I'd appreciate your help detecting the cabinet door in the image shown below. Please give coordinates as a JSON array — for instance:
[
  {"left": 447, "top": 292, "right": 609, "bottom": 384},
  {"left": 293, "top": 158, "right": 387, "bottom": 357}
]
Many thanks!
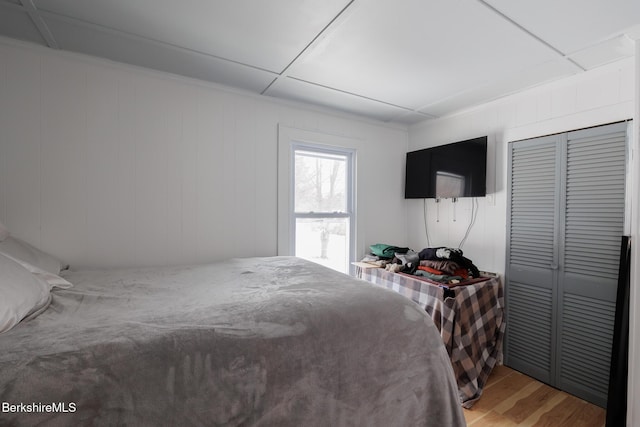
[
  {"left": 557, "top": 122, "right": 627, "bottom": 407},
  {"left": 505, "top": 134, "right": 564, "bottom": 384}
]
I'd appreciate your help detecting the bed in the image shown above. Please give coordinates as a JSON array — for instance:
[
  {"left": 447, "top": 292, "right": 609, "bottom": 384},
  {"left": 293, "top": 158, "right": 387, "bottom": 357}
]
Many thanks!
[
  {"left": 360, "top": 267, "right": 505, "bottom": 408},
  {"left": 0, "top": 247, "right": 466, "bottom": 426}
]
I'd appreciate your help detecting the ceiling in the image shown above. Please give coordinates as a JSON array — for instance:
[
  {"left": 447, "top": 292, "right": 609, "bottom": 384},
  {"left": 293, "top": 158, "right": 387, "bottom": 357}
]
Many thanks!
[{"left": 1, "top": 0, "right": 639, "bottom": 125}]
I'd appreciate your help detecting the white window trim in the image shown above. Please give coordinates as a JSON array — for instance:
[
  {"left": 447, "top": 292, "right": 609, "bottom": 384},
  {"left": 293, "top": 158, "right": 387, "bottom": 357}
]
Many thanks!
[{"left": 277, "top": 125, "right": 359, "bottom": 274}]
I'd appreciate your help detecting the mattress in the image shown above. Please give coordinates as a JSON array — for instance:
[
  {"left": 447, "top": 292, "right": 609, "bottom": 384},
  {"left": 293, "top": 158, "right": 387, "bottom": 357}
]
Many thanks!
[{"left": 0, "top": 256, "right": 465, "bottom": 426}]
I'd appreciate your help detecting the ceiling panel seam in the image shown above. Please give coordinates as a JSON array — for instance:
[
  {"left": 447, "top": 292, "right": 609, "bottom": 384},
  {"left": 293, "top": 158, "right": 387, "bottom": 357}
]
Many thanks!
[
  {"left": 32, "top": 8, "right": 278, "bottom": 75},
  {"left": 285, "top": 76, "right": 418, "bottom": 112},
  {"left": 19, "top": 0, "right": 58, "bottom": 48},
  {"left": 476, "top": 0, "right": 586, "bottom": 72},
  {"left": 260, "top": 0, "right": 357, "bottom": 95},
  {"left": 388, "top": 110, "right": 437, "bottom": 123}
]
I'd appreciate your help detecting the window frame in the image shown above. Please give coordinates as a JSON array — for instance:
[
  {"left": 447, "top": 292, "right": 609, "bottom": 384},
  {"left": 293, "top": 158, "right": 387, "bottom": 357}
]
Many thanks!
[
  {"left": 277, "top": 125, "right": 358, "bottom": 275},
  {"left": 289, "top": 142, "right": 355, "bottom": 273}
]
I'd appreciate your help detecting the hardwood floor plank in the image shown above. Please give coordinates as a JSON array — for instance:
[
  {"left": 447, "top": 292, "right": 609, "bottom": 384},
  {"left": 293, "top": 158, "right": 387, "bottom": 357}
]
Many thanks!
[
  {"left": 464, "top": 369, "right": 531, "bottom": 424},
  {"left": 532, "top": 394, "right": 606, "bottom": 427},
  {"left": 493, "top": 381, "right": 543, "bottom": 414},
  {"left": 470, "top": 370, "right": 533, "bottom": 411},
  {"left": 503, "top": 383, "right": 564, "bottom": 424},
  {"left": 485, "top": 364, "right": 514, "bottom": 384},
  {"left": 518, "top": 392, "right": 568, "bottom": 427},
  {"left": 463, "top": 365, "right": 606, "bottom": 427},
  {"left": 467, "top": 410, "right": 519, "bottom": 427}
]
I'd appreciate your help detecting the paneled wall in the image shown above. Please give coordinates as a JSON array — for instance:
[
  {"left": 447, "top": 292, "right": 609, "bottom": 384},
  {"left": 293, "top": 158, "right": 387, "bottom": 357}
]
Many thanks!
[
  {"left": 0, "top": 37, "right": 409, "bottom": 269},
  {"left": 408, "top": 57, "right": 635, "bottom": 274}
]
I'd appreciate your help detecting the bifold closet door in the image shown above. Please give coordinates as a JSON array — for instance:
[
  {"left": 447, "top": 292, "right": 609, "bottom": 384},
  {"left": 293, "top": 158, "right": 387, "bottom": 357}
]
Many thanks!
[
  {"left": 505, "top": 121, "right": 628, "bottom": 408},
  {"left": 557, "top": 122, "right": 627, "bottom": 407},
  {"left": 505, "top": 134, "right": 563, "bottom": 385}
]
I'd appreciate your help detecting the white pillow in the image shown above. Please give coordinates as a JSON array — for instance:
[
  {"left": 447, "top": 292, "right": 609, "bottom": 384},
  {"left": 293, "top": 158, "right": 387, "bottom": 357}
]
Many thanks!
[
  {"left": 1, "top": 252, "right": 73, "bottom": 290},
  {"left": 0, "top": 220, "right": 8, "bottom": 242},
  {"left": 0, "top": 236, "right": 65, "bottom": 274},
  {"left": 0, "top": 253, "right": 51, "bottom": 334}
]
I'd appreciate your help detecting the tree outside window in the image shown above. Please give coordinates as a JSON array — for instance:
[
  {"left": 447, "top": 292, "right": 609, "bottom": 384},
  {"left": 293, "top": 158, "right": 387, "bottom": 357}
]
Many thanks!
[{"left": 293, "top": 148, "right": 352, "bottom": 273}]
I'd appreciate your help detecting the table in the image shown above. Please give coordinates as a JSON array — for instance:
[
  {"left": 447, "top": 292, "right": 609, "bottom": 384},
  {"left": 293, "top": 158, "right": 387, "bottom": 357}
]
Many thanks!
[{"left": 361, "top": 267, "right": 505, "bottom": 408}]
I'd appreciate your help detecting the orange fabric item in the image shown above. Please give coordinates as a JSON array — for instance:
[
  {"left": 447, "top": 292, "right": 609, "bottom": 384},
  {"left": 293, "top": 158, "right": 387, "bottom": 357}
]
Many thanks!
[
  {"left": 453, "top": 268, "right": 469, "bottom": 279},
  {"left": 418, "top": 266, "right": 444, "bottom": 275}
]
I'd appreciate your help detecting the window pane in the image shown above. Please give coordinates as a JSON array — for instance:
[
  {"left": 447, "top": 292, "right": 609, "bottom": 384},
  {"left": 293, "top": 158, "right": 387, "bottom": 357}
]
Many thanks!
[
  {"left": 295, "top": 217, "right": 349, "bottom": 274},
  {"left": 294, "top": 151, "right": 347, "bottom": 213}
]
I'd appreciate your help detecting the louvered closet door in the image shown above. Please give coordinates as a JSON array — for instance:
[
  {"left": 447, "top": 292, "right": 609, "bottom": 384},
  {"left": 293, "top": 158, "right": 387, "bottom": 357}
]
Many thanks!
[
  {"left": 505, "top": 134, "right": 563, "bottom": 385},
  {"left": 557, "top": 122, "right": 627, "bottom": 407},
  {"left": 506, "top": 121, "right": 628, "bottom": 408}
]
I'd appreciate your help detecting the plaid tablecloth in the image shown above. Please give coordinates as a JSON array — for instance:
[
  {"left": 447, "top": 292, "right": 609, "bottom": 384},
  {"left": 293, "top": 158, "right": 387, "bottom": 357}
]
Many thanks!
[{"left": 361, "top": 268, "right": 505, "bottom": 408}]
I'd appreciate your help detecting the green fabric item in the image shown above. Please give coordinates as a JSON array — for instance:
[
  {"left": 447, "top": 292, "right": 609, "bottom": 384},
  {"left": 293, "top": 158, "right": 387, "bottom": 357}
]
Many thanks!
[{"left": 369, "top": 244, "right": 410, "bottom": 259}]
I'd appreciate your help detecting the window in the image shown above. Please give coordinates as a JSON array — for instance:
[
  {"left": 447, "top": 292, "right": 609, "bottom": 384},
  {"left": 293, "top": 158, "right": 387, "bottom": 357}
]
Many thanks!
[
  {"left": 277, "top": 126, "right": 357, "bottom": 275},
  {"left": 292, "top": 144, "right": 354, "bottom": 273}
]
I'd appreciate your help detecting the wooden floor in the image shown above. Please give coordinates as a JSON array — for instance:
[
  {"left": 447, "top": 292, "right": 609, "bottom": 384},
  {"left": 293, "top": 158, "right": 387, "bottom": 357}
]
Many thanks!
[{"left": 463, "top": 365, "right": 606, "bottom": 427}]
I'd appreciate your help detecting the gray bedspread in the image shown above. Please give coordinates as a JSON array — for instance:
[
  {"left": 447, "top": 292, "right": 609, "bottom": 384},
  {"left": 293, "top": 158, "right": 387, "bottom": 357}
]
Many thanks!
[{"left": 0, "top": 256, "right": 465, "bottom": 426}]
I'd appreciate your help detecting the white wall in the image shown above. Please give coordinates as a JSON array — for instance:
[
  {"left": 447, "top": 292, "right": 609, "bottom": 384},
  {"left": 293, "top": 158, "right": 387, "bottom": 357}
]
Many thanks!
[
  {"left": 407, "top": 57, "right": 635, "bottom": 275},
  {"left": 0, "top": 37, "right": 409, "bottom": 269}
]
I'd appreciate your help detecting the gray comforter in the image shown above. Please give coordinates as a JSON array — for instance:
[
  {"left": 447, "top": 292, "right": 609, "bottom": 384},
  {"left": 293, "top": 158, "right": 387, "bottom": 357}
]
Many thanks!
[{"left": 0, "top": 256, "right": 465, "bottom": 426}]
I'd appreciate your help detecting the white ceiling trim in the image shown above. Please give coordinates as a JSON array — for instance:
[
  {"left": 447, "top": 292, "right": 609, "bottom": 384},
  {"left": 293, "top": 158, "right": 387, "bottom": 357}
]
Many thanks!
[
  {"left": 288, "top": 75, "right": 427, "bottom": 113},
  {"left": 19, "top": 0, "right": 58, "bottom": 48}
]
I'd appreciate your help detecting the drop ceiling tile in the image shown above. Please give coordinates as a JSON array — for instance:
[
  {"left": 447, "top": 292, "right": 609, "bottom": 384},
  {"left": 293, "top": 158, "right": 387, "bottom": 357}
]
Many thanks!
[
  {"left": 484, "top": 0, "right": 640, "bottom": 54},
  {"left": 568, "top": 35, "right": 635, "bottom": 69},
  {"left": 267, "top": 77, "right": 414, "bottom": 122},
  {"left": 44, "top": 16, "right": 278, "bottom": 93},
  {"left": 287, "top": 0, "right": 562, "bottom": 110},
  {"left": 33, "top": 0, "right": 351, "bottom": 72},
  {"left": 0, "top": 4, "right": 47, "bottom": 46},
  {"left": 3, "top": 0, "right": 637, "bottom": 125},
  {"left": 419, "top": 57, "right": 581, "bottom": 117}
]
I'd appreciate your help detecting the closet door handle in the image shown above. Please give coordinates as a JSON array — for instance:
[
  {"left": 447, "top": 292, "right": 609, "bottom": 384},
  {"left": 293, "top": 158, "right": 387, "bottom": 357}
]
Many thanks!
[{"left": 550, "top": 263, "right": 559, "bottom": 270}]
